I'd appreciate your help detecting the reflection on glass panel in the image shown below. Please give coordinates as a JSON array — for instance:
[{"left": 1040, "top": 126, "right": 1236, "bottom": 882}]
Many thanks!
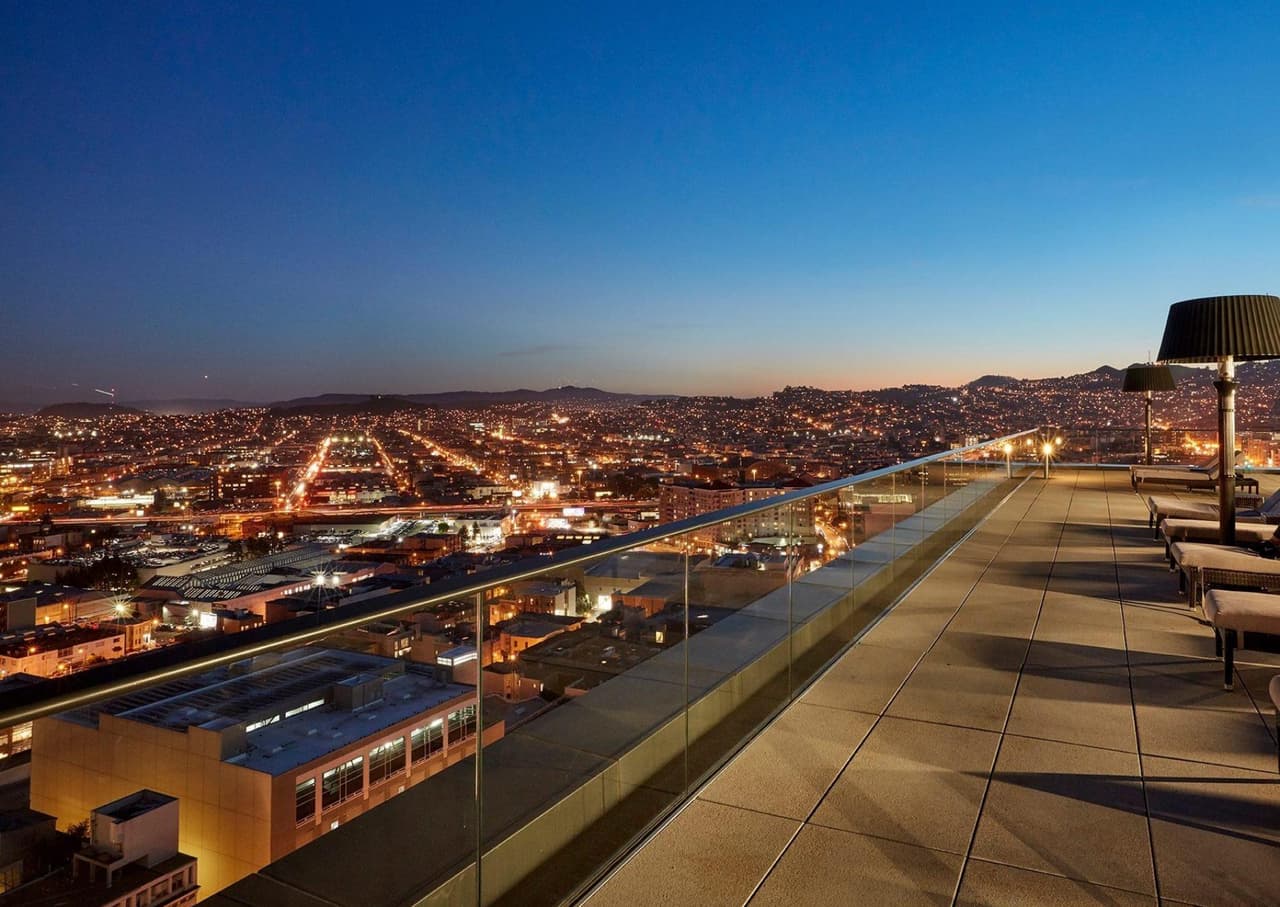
[{"left": 477, "top": 541, "right": 695, "bottom": 905}]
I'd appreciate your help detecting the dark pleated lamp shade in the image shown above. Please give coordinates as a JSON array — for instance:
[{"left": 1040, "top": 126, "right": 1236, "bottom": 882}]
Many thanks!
[
  {"left": 1157, "top": 295, "right": 1280, "bottom": 363},
  {"left": 1122, "top": 364, "right": 1177, "bottom": 393}
]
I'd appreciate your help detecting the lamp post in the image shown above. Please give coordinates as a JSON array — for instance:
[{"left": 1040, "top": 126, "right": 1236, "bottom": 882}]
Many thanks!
[
  {"left": 1042, "top": 441, "right": 1053, "bottom": 479},
  {"left": 1121, "top": 364, "right": 1177, "bottom": 465},
  {"left": 1157, "top": 295, "right": 1280, "bottom": 546},
  {"left": 1002, "top": 442, "right": 1013, "bottom": 479}
]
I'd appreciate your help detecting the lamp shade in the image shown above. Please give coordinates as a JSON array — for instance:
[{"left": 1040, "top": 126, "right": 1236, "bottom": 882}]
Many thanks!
[
  {"left": 1121, "top": 364, "right": 1176, "bottom": 393},
  {"left": 1157, "top": 294, "right": 1280, "bottom": 363}
]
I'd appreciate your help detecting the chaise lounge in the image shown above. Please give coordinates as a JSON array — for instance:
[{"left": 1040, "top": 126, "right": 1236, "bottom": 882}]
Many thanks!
[
  {"left": 1201, "top": 588, "right": 1280, "bottom": 691},
  {"left": 1130, "top": 454, "right": 1219, "bottom": 490},
  {"left": 1145, "top": 487, "right": 1278, "bottom": 534}
]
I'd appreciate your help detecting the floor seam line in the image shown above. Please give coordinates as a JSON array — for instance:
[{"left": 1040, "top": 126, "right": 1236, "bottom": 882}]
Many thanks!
[
  {"left": 950, "top": 468, "right": 1076, "bottom": 906},
  {"left": 1115, "top": 470, "right": 1163, "bottom": 901},
  {"left": 745, "top": 474, "right": 1047, "bottom": 907}
]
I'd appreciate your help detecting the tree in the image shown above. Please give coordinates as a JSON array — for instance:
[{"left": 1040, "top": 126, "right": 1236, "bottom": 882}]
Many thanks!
[
  {"left": 64, "top": 818, "right": 90, "bottom": 847},
  {"left": 61, "top": 557, "right": 138, "bottom": 593}
]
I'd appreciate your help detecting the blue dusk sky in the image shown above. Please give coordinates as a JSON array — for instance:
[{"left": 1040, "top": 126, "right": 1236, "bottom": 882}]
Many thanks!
[{"left": 2, "top": 2, "right": 1279, "bottom": 403}]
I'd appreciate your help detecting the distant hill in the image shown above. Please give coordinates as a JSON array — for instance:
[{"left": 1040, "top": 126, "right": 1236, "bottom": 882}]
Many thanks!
[
  {"left": 269, "top": 395, "right": 426, "bottom": 416},
  {"left": 968, "top": 374, "right": 1020, "bottom": 388},
  {"left": 121, "top": 398, "right": 261, "bottom": 415},
  {"left": 36, "top": 402, "right": 144, "bottom": 418},
  {"left": 271, "top": 386, "right": 677, "bottom": 412},
  {"left": 407, "top": 385, "right": 677, "bottom": 406}
]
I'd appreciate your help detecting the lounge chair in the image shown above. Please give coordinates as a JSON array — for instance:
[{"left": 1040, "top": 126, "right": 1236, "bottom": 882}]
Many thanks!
[
  {"left": 1133, "top": 463, "right": 1221, "bottom": 492},
  {"left": 1202, "top": 588, "right": 1280, "bottom": 691},
  {"left": 1158, "top": 518, "right": 1278, "bottom": 560},
  {"left": 1130, "top": 454, "right": 1217, "bottom": 490},
  {"left": 1145, "top": 487, "right": 1278, "bottom": 534},
  {"left": 1168, "top": 541, "right": 1280, "bottom": 607}
]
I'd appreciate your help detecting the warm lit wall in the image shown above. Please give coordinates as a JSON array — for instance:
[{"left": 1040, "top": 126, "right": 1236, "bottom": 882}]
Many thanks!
[
  {"left": 31, "top": 715, "right": 271, "bottom": 899},
  {"left": 31, "top": 699, "right": 503, "bottom": 901}
]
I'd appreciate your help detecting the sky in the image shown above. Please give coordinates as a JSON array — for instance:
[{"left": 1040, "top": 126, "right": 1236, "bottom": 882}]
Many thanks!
[{"left": 3, "top": 2, "right": 1280, "bottom": 404}]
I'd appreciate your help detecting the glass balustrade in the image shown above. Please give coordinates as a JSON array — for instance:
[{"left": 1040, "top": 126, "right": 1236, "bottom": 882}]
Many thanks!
[{"left": 0, "top": 430, "right": 1039, "bottom": 906}]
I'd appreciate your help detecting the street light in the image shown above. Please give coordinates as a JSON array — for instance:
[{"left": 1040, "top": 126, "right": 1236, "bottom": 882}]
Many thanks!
[{"left": 1002, "top": 442, "right": 1013, "bottom": 479}]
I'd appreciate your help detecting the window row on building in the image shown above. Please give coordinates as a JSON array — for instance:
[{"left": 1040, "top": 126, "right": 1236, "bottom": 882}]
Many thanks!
[{"left": 295, "top": 706, "right": 478, "bottom": 825}]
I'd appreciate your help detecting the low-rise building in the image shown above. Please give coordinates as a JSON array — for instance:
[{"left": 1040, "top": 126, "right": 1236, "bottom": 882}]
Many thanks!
[
  {"left": 496, "top": 614, "right": 583, "bottom": 661},
  {"left": 0, "top": 624, "right": 127, "bottom": 678},
  {"left": 31, "top": 648, "right": 499, "bottom": 896},
  {"left": 0, "top": 582, "right": 112, "bottom": 631},
  {"left": 5, "top": 790, "right": 198, "bottom": 907}
]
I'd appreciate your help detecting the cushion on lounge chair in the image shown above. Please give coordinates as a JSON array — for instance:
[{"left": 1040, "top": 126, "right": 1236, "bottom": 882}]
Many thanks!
[
  {"left": 1169, "top": 542, "right": 1277, "bottom": 573},
  {"left": 1202, "top": 589, "right": 1280, "bottom": 635},
  {"left": 1160, "top": 519, "right": 1278, "bottom": 545}
]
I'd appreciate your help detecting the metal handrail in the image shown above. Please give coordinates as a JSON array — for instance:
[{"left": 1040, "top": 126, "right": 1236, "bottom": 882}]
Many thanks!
[{"left": 0, "top": 428, "right": 1038, "bottom": 728}]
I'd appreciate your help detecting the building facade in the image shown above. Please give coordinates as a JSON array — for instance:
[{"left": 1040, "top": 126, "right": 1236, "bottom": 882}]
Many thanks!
[{"left": 30, "top": 648, "right": 499, "bottom": 897}]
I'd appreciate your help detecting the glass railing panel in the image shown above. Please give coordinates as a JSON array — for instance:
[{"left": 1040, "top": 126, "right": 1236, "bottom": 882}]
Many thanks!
[
  {"left": 672, "top": 499, "right": 793, "bottom": 790},
  {"left": 474, "top": 539, "right": 695, "bottom": 907},
  {"left": 786, "top": 488, "right": 854, "bottom": 694},
  {"left": 0, "top": 430, "right": 1041, "bottom": 907},
  {"left": 1052, "top": 425, "right": 1276, "bottom": 466}
]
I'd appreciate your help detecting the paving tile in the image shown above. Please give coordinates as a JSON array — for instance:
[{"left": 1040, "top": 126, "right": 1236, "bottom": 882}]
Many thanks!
[
  {"left": 1006, "top": 665, "right": 1137, "bottom": 752},
  {"left": 926, "top": 630, "right": 1031, "bottom": 671},
  {"left": 971, "top": 735, "right": 1155, "bottom": 894},
  {"left": 1026, "top": 618, "right": 1129, "bottom": 668},
  {"left": 583, "top": 799, "right": 799, "bottom": 907},
  {"left": 1123, "top": 618, "right": 1220, "bottom": 663},
  {"left": 1130, "top": 661, "right": 1277, "bottom": 773},
  {"left": 699, "top": 703, "right": 875, "bottom": 820},
  {"left": 886, "top": 652, "right": 1022, "bottom": 732},
  {"left": 1143, "top": 755, "right": 1280, "bottom": 907},
  {"left": 944, "top": 601, "right": 1041, "bottom": 639},
  {"left": 857, "top": 606, "right": 953, "bottom": 651},
  {"left": 1037, "top": 591, "right": 1126, "bottom": 628},
  {"left": 747, "top": 824, "right": 962, "bottom": 907},
  {"left": 956, "top": 859, "right": 1157, "bottom": 906},
  {"left": 799, "top": 642, "right": 923, "bottom": 715},
  {"left": 810, "top": 716, "right": 1000, "bottom": 854}
]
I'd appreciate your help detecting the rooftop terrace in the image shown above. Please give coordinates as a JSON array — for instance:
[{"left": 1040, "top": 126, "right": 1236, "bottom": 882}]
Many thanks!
[{"left": 582, "top": 469, "right": 1279, "bottom": 907}]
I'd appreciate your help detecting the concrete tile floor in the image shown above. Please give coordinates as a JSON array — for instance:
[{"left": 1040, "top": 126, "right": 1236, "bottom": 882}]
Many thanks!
[{"left": 583, "top": 470, "right": 1280, "bottom": 907}]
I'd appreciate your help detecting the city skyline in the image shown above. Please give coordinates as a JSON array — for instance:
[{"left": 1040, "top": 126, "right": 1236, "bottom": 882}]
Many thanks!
[
  {"left": 5, "top": 4, "right": 1280, "bottom": 402},
  {"left": 0, "top": 359, "right": 1226, "bottom": 411}
]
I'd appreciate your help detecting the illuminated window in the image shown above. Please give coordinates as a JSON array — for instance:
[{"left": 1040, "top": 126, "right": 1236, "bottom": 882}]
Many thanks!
[
  {"left": 410, "top": 720, "right": 443, "bottom": 763},
  {"left": 447, "top": 705, "right": 477, "bottom": 745},
  {"left": 321, "top": 756, "right": 363, "bottom": 810},
  {"left": 368, "top": 737, "right": 406, "bottom": 785},
  {"left": 295, "top": 778, "right": 316, "bottom": 824}
]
